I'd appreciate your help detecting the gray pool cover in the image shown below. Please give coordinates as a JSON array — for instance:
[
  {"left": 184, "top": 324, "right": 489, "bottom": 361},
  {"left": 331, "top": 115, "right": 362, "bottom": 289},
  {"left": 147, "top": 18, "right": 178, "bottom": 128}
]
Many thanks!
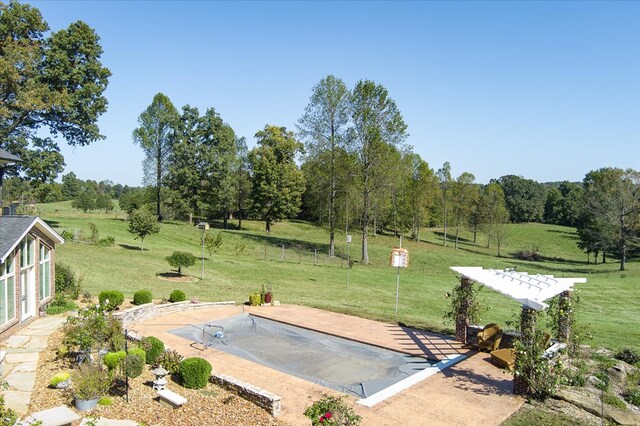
[{"left": 169, "top": 314, "right": 435, "bottom": 398}]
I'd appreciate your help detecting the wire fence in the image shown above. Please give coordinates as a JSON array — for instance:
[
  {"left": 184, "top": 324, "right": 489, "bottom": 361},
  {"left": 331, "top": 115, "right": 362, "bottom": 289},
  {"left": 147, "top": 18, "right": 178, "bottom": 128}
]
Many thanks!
[{"left": 241, "top": 241, "right": 354, "bottom": 268}]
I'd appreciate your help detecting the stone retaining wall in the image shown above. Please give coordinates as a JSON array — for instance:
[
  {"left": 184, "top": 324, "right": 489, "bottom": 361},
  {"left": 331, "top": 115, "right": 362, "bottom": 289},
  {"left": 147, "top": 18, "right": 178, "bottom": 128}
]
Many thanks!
[
  {"left": 114, "top": 301, "right": 236, "bottom": 326},
  {"left": 211, "top": 373, "right": 281, "bottom": 417}
]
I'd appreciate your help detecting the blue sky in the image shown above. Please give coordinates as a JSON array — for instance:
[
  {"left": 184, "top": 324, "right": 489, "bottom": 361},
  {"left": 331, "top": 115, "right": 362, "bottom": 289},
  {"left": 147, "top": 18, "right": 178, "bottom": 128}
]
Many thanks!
[{"left": 32, "top": 0, "right": 640, "bottom": 187}]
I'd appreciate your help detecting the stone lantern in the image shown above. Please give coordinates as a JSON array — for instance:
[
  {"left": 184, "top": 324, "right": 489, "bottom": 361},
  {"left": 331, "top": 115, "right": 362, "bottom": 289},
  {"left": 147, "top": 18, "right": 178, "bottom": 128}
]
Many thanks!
[{"left": 151, "top": 366, "right": 169, "bottom": 391}]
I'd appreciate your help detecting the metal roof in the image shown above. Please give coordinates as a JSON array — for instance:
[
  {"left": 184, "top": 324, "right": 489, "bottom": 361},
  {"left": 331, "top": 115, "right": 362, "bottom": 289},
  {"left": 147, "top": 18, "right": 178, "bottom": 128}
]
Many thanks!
[
  {"left": 450, "top": 266, "right": 586, "bottom": 310},
  {"left": 0, "top": 216, "right": 64, "bottom": 263}
]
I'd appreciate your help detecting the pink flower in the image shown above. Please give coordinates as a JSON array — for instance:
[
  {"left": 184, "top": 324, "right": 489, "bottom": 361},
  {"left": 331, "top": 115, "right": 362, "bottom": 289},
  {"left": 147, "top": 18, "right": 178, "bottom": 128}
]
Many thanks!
[{"left": 325, "top": 412, "right": 333, "bottom": 419}]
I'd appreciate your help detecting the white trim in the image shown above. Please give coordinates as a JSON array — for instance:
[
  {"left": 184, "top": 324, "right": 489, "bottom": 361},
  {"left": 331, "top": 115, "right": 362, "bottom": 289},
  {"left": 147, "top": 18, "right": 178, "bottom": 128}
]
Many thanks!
[
  {"left": 0, "top": 217, "right": 64, "bottom": 263},
  {"left": 357, "top": 354, "right": 466, "bottom": 407}
]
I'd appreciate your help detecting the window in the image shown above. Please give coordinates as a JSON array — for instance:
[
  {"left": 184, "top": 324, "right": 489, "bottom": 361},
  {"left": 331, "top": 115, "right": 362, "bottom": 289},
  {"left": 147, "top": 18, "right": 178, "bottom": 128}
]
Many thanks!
[
  {"left": 0, "top": 256, "right": 16, "bottom": 325},
  {"left": 39, "top": 244, "right": 51, "bottom": 300},
  {"left": 21, "top": 236, "right": 34, "bottom": 268}
]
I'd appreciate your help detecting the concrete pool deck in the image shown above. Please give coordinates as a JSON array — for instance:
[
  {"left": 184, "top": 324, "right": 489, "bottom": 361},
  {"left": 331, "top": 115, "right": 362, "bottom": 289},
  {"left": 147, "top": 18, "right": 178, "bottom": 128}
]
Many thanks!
[{"left": 131, "top": 304, "right": 523, "bottom": 425}]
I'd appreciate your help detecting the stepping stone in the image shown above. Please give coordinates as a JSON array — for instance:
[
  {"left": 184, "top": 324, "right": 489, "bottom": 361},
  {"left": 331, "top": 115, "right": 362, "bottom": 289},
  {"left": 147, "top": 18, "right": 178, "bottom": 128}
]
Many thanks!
[
  {"left": 23, "top": 405, "right": 81, "bottom": 426},
  {"left": 5, "top": 352, "right": 38, "bottom": 364},
  {"left": 5, "top": 335, "right": 30, "bottom": 348},
  {"left": 3, "top": 390, "right": 30, "bottom": 415},
  {"left": 5, "top": 371, "right": 36, "bottom": 392},
  {"left": 23, "top": 335, "right": 50, "bottom": 350},
  {"left": 14, "top": 361, "right": 38, "bottom": 373},
  {"left": 80, "top": 418, "right": 139, "bottom": 426}
]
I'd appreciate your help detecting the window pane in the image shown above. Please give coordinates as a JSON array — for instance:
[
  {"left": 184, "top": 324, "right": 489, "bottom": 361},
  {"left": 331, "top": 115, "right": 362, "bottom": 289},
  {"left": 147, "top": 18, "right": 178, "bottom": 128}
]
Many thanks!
[
  {"left": 7, "top": 276, "right": 15, "bottom": 321},
  {"left": 28, "top": 238, "right": 34, "bottom": 265},
  {"left": 7, "top": 256, "right": 13, "bottom": 274},
  {"left": 0, "top": 279, "right": 5, "bottom": 324}
]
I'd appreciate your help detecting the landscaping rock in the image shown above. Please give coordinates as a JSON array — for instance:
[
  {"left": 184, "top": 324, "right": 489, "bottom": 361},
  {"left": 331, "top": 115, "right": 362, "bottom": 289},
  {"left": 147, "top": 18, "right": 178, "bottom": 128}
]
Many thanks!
[
  {"left": 556, "top": 386, "right": 640, "bottom": 425},
  {"left": 586, "top": 375, "right": 605, "bottom": 390},
  {"left": 607, "top": 362, "right": 637, "bottom": 394}
]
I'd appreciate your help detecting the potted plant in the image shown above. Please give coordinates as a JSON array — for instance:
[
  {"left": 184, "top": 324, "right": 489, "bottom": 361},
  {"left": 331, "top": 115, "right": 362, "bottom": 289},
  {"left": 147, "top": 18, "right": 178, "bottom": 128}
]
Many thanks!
[
  {"left": 72, "top": 363, "right": 113, "bottom": 411},
  {"left": 264, "top": 284, "right": 273, "bottom": 304}
]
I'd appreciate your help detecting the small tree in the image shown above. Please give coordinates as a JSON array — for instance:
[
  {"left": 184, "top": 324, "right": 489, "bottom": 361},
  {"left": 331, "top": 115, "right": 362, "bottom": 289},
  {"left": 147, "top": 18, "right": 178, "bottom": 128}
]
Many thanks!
[
  {"left": 166, "top": 251, "right": 196, "bottom": 275},
  {"left": 127, "top": 209, "right": 160, "bottom": 251},
  {"left": 204, "top": 232, "right": 223, "bottom": 257}
]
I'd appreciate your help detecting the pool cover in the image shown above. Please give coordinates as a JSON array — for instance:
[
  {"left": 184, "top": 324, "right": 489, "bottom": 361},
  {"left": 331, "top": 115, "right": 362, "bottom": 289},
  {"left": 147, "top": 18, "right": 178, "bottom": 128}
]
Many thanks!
[{"left": 168, "top": 314, "right": 435, "bottom": 398}]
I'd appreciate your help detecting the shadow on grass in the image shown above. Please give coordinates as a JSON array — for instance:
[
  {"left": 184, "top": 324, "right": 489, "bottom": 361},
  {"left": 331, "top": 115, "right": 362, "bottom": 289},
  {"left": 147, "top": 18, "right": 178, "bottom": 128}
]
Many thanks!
[
  {"left": 239, "top": 232, "right": 336, "bottom": 258},
  {"left": 433, "top": 231, "right": 474, "bottom": 244},
  {"left": 118, "top": 243, "right": 143, "bottom": 251},
  {"left": 43, "top": 219, "right": 61, "bottom": 228}
]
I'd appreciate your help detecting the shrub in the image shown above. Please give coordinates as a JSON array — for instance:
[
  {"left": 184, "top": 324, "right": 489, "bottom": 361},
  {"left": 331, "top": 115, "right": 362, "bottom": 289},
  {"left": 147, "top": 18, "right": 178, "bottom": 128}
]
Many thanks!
[
  {"left": 179, "top": 357, "right": 212, "bottom": 389},
  {"left": 166, "top": 251, "right": 197, "bottom": 275},
  {"left": 615, "top": 349, "right": 640, "bottom": 366},
  {"left": 123, "top": 353, "right": 144, "bottom": 378},
  {"left": 155, "top": 349, "right": 184, "bottom": 375},
  {"left": 133, "top": 289, "right": 153, "bottom": 305},
  {"left": 141, "top": 336, "right": 165, "bottom": 365},
  {"left": 169, "top": 290, "right": 186, "bottom": 303},
  {"left": 98, "top": 397, "right": 112, "bottom": 406},
  {"left": 249, "top": 293, "right": 261, "bottom": 306},
  {"left": 102, "top": 351, "right": 126, "bottom": 371},
  {"left": 304, "top": 395, "right": 362, "bottom": 426},
  {"left": 50, "top": 371, "right": 71, "bottom": 387},
  {"left": 72, "top": 363, "right": 113, "bottom": 400},
  {"left": 61, "top": 229, "right": 74, "bottom": 241},
  {"left": 55, "top": 263, "right": 82, "bottom": 299},
  {"left": 127, "top": 347, "right": 146, "bottom": 364},
  {"left": 98, "top": 290, "right": 124, "bottom": 311},
  {"left": 97, "top": 236, "right": 115, "bottom": 246}
]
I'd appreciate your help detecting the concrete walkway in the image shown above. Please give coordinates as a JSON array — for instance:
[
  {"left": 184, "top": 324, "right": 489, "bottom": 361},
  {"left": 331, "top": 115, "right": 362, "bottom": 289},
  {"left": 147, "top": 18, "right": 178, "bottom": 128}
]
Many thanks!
[{"left": 1, "top": 316, "right": 67, "bottom": 415}]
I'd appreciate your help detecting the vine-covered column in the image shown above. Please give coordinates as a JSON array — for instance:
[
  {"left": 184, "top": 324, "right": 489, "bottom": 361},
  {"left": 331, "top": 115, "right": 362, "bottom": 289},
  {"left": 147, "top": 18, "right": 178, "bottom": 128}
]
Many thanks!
[
  {"left": 557, "top": 290, "right": 572, "bottom": 343},
  {"left": 514, "top": 306, "right": 538, "bottom": 395},
  {"left": 455, "top": 277, "right": 473, "bottom": 343}
]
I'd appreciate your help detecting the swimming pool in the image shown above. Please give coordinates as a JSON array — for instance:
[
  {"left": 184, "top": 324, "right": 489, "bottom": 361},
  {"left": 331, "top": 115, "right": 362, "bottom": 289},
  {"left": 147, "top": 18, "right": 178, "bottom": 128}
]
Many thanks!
[{"left": 169, "top": 313, "right": 438, "bottom": 399}]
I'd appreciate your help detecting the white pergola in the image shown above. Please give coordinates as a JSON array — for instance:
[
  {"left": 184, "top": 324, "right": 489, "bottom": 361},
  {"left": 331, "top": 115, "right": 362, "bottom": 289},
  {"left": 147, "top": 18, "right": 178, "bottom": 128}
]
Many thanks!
[{"left": 450, "top": 266, "right": 587, "bottom": 310}]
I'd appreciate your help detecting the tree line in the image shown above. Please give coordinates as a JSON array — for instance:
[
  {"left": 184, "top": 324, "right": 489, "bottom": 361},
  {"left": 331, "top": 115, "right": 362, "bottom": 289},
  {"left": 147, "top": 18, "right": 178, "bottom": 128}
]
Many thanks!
[{"left": 1, "top": 3, "right": 638, "bottom": 269}]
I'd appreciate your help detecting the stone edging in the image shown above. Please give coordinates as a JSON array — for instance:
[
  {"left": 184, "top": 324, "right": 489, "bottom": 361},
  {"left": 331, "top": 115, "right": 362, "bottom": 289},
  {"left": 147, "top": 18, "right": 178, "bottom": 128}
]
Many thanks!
[
  {"left": 113, "top": 301, "right": 236, "bottom": 327},
  {"left": 211, "top": 373, "right": 281, "bottom": 417}
]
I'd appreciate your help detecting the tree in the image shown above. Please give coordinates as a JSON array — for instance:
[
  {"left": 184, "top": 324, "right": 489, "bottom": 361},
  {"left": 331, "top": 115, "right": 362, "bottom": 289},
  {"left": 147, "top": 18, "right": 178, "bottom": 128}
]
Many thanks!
[
  {"left": 72, "top": 187, "right": 97, "bottom": 212},
  {"left": 248, "top": 125, "right": 305, "bottom": 233},
  {"left": 349, "top": 80, "right": 407, "bottom": 263},
  {"left": 132, "top": 93, "right": 179, "bottom": 220},
  {"left": 61, "top": 172, "right": 82, "bottom": 200},
  {"left": 437, "top": 162, "right": 453, "bottom": 246},
  {"left": 165, "top": 251, "right": 196, "bottom": 275},
  {"left": 127, "top": 208, "right": 160, "bottom": 251},
  {"left": 578, "top": 168, "right": 640, "bottom": 270},
  {"left": 297, "top": 75, "right": 350, "bottom": 257},
  {"left": 401, "top": 154, "right": 439, "bottom": 242},
  {"left": 451, "top": 172, "right": 478, "bottom": 249},
  {"left": 480, "top": 182, "right": 509, "bottom": 254},
  {"left": 234, "top": 137, "right": 252, "bottom": 229},
  {"left": 496, "top": 175, "right": 547, "bottom": 223},
  {"left": 0, "top": 1, "right": 110, "bottom": 181}
]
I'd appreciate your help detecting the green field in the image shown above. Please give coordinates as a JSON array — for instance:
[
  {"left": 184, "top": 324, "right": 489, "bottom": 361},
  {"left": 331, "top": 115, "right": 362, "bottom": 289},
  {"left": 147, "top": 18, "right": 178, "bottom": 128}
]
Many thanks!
[{"left": 39, "top": 201, "right": 639, "bottom": 352}]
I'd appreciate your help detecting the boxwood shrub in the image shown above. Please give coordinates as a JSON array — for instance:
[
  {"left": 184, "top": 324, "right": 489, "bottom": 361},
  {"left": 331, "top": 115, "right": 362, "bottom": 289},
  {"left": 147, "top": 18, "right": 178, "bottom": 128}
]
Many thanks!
[
  {"left": 103, "top": 351, "right": 126, "bottom": 371},
  {"left": 179, "top": 357, "right": 212, "bottom": 389},
  {"left": 133, "top": 289, "right": 153, "bottom": 305},
  {"left": 142, "top": 336, "right": 165, "bottom": 365},
  {"left": 169, "top": 289, "right": 186, "bottom": 303},
  {"left": 98, "top": 290, "right": 124, "bottom": 311},
  {"left": 124, "top": 353, "right": 144, "bottom": 378}
]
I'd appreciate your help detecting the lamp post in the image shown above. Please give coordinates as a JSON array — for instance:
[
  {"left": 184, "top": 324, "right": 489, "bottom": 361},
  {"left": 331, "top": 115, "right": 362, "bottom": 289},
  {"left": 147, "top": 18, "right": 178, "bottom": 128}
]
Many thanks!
[{"left": 197, "top": 222, "right": 209, "bottom": 280}]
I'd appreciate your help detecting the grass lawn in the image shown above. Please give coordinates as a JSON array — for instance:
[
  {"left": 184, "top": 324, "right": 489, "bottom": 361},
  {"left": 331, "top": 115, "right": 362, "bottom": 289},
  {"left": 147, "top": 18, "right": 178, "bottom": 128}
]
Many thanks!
[{"left": 38, "top": 201, "right": 639, "bottom": 353}]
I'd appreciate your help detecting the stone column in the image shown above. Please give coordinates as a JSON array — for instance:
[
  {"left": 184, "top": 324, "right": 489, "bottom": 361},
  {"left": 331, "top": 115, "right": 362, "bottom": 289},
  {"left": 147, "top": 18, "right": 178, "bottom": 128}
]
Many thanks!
[
  {"left": 514, "top": 306, "right": 538, "bottom": 396},
  {"left": 557, "top": 290, "right": 572, "bottom": 343},
  {"left": 455, "top": 277, "right": 473, "bottom": 343}
]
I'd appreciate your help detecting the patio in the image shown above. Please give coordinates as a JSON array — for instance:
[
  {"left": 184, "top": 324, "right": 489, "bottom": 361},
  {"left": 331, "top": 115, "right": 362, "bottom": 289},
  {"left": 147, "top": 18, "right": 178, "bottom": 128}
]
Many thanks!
[{"left": 130, "top": 304, "right": 524, "bottom": 425}]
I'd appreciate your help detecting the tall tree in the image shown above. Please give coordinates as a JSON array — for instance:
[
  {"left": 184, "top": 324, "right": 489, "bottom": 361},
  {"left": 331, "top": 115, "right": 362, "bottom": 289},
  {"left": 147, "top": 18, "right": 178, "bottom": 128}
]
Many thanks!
[
  {"left": 297, "top": 75, "right": 350, "bottom": 257},
  {"left": 480, "top": 182, "right": 509, "bottom": 252},
  {"left": 234, "top": 137, "right": 252, "bottom": 229},
  {"left": 0, "top": 1, "right": 111, "bottom": 181},
  {"left": 401, "top": 154, "right": 439, "bottom": 242},
  {"left": 248, "top": 125, "right": 305, "bottom": 233},
  {"left": 451, "top": 172, "right": 478, "bottom": 249},
  {"left": 437, "top": 162, "right": 453, "bottom": 247},
  {"left": 496, "top": 175, "right": 547, "bottom": 223},
  {"left": 578, "top": 168, "right": 640, "bottom": 270},
  {"left": 349, "top": 80, "right": 407, "bottom": 264},
  {"left": 132, "top": 93, "right": 179, "bottom": 220}
]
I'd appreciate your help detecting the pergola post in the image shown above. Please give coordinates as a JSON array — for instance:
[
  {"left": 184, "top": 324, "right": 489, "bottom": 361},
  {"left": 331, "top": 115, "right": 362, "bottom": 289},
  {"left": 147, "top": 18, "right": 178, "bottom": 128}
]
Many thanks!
[
  {"left": 455, "top": 277, "right": 473, "bottom": 343},
  {"left": 557, "top": 290, "right": 572, "bottom": 343},
  {"left": 514, "top": 306, "right": 538, "bottom": 395}
]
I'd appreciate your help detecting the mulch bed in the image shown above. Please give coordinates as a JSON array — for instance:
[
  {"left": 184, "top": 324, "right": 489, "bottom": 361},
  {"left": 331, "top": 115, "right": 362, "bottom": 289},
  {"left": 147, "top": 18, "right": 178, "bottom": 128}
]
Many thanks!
[{"left": 29, "top": 325, "right": 287, "bottom": 425}]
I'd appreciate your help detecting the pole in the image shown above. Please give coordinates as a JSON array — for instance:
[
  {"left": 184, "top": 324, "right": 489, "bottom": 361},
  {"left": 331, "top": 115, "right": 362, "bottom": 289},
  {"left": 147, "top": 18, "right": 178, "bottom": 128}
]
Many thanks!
[
  {"left": 395, "top": 266, "right": 400, "bottom": 320},
  {"left": 201, "top": 230, "right": 205, "bottom": 280},
  {"left": 124, "top": 329, "right": 129, "bottom": 403},
  {"left": 347, "top": 242, "right": 350, "bottom": 288}
]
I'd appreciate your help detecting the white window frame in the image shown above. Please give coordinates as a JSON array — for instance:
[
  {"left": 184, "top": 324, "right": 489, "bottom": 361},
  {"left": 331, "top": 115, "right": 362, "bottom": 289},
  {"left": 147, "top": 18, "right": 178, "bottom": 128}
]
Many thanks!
[
  {"left": 39, "top": 243, "right": 51, "bottom": 301},
  {"left": 0, "top": 255, "right": 16, "bottom": 326}
]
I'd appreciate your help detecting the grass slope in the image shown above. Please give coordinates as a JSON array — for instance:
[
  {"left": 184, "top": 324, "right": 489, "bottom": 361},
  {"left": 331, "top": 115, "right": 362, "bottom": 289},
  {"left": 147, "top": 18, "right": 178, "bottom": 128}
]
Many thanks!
[{"left": 39, "top": 201, "right": 639, "bottom": 352}]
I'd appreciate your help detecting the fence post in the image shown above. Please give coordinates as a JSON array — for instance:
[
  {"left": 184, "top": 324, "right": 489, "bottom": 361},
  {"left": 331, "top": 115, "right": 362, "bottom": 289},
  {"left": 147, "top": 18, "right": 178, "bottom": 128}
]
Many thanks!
[
  {"left": 314, "top": 249, "right": 317, "bottom": 265},
  {"left": 264, "top": 242, "right": 267, "bottom": 261},
  {"left": 281, "top": 244, "right": 285, "bottom": 262}
]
